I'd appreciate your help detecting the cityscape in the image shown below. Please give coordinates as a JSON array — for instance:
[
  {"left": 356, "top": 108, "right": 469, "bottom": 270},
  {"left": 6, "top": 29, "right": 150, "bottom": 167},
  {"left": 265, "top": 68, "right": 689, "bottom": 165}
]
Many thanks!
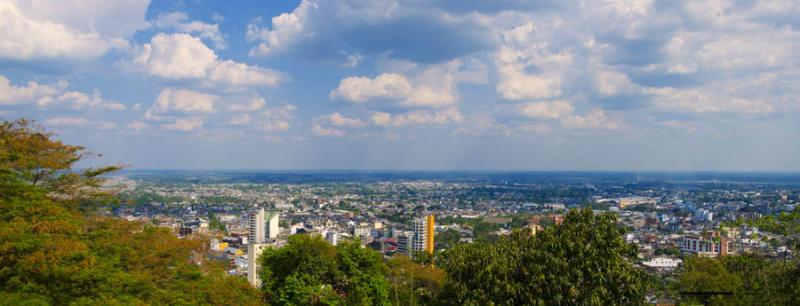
[
  {"left": 2, "top": 0, "right": 800, "bottom": 305},
  {"left": 108, "top": 171, "right": 800, "bottom": 301}
]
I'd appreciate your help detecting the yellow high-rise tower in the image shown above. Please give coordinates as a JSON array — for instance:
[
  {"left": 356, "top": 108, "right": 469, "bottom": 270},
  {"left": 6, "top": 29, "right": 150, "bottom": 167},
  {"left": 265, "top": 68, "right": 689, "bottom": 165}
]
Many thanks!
[{"left": 425, "top": 214, "right": 435, "bottom": 254}]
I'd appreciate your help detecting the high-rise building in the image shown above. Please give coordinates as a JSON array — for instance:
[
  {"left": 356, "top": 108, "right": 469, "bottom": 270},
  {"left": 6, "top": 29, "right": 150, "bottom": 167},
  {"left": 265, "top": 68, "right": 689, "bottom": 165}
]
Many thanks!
[
  {"left": 247, "top": 243, "right": 269, "bottom": 287},
  {"left": 397, "top": 231, "right": 413, "bottom": 255},
  {"left": 408, "top": 214, "right": 435, "bottom": 255},
  {"left": 249, "top": 208, "right": 279, "bottom": 244},
  {"left": 425, "top": 214, "right": 435, "bottom": 254},
  {"left": 411, "top": 218, "right": 427, "bottom": 253}
]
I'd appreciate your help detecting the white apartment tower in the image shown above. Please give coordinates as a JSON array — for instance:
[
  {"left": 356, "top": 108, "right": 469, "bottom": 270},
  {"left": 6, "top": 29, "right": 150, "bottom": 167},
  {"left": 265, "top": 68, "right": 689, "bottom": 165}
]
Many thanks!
[
  {"left": 247, "top": 243, "right": 268, "bottom": 287},
  {"left": 249, "top": 208, "right": 280, "bottom": 244},
  {"left": 411, "top": 218, "right": 427, "bottom": 254}
]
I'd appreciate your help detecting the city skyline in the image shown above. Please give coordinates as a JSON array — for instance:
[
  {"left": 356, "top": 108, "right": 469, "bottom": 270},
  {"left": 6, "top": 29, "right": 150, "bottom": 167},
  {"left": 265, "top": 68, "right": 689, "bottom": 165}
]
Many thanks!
[{"left": 2, "top": 1, "right": 799, "bottom": 171}]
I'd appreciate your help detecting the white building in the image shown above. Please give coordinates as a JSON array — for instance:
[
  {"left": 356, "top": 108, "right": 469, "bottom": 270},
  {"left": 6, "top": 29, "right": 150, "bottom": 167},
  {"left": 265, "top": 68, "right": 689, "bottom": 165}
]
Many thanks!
[
  {"left": 642, "top": 257, "right": 682, "bottom": 271},
  {"left": 681, "top": 234, "right": 732, "bottom": 257},
  {"left": 397, "top": 231, "right": 413, "bottom": 255},
  {"left": 325, "top": 231, "right": 339, "bottom": 246},
  {"left": 247, "top": 243, "right": 270, "bottom": 287},
  {"left": 249, "top": 208, "right": 279, "bottom": 244},
  {"left": 411, "top": 218, "right": 427, "bottom": 254}
]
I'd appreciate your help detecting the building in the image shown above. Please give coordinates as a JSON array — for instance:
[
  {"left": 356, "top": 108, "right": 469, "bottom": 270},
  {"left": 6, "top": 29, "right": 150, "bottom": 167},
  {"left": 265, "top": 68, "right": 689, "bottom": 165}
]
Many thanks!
[
  {"left": 642, "top": 257, "right": 682, "bottom": 271},
  {"left": 325, "top": 231, "right": 338, "bottom": 246},
  {"left": 618, "top": 197, "right": 658, "bottom": 209},
  {"left": 247, "top": 243, "right": 269, "bottom": 287},
  {"left": 397, "top": 231, "right": 413, "bottom": 255},
  {"left": 249, "top": 208, "right": 279, "bottom": 244},
  {"left": 681, "top": 233, "right": 732, "bottom": 257},
  {"left": 425, "top": 214, "right": 435, "bottom": 254},
  {"left": 405, "top": 215, "right": 436, "bottom": 255}
]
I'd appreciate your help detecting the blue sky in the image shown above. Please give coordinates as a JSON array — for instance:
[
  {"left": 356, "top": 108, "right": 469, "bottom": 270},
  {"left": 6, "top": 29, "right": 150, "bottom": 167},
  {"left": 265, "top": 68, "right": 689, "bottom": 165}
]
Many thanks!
[{"left": 1, "top": 0, "right": 799, "bottom": 171}]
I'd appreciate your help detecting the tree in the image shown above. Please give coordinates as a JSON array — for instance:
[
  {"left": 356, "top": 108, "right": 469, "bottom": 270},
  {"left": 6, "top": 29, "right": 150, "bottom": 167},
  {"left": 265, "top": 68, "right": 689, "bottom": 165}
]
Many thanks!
[
  {"left": 437, "top": 208, "right": 648, "bottom": 305},
  {"left": 385, "top": 255, "right": 444, "bottom": 306},
  {"left": 258, "top": 235, "right": 391, "bottom": 305},
  {"left": 0, "top": 119, "right": 120, "bottom": 206},
  {"left": 0, "top": 119, "right": 261, "bottom": 305},
  {"left": 674, "top": 254, "right": 800, "bottom": 306}
]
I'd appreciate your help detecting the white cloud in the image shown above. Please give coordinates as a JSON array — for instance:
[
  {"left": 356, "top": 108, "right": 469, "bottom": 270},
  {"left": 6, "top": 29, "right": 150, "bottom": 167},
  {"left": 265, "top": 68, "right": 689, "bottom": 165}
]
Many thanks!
[
  {"left": 371, "top": 108, "right": 463, "bottom": 127},
  {"left": 0, "top": 75, "right": 127, "bottom": 111},
  {"left": 228, "top": 114, "right": 251, "bottom": 125},
  {"left": 162, "top": 117, "right": 204, "bottom": 131},
  {"left": 133, "top": 33, "right": 283, "bottom": 89},
  {"left": 330, "top": 59, "right": 479, "bottom": 108},
  {"left": 593, "top": 69, "right": 639, "bottom": 96},
  {"left": 228, "top": 96, "right": 266, "bottom": 112},
  {"left": 517, "top": 100, "right": 574, "bottom": 119},
  {"left": 146, "top": 88, "right": 215, "bottom": 118},
  {"left": 646, "top": 87, "right": 775, "bottom": 114},
  {"left": 324, "top": 113, "right": 365, "bottom": 127},
  {"left": 0, "top": 0, "right": 149, "bottom": 60},
  {"left": 310, "top": 123, "right": 345, "bottom": 137},
  {"left": 44, "top": 116, "right": 116, "bottom": 129},
  {"left": 330, "top": 73, "right": 411, "bottom": 103},
  {"left": 152, "top": 12, "right": 226, "bottom": 49},
  {"left": 561, "top": 109, "right": 621, "bottom": 130},
  {"left": 255, "top": 104, "right": 297, "bottom": 132},
  {"left": 0, "top": 75, "right": 67, "bottom": 106},
  {"left": 246, "top": 1, "right": 314, "bottom": 57},
  {"left": 125, "top": 120, "right": 149, "bottom": 134},
  {"left": 58, "top": 89, "right": 126, "bottom": 111},
  {"left": 309, "top": 112, "right": 366, "bottom": 137}
]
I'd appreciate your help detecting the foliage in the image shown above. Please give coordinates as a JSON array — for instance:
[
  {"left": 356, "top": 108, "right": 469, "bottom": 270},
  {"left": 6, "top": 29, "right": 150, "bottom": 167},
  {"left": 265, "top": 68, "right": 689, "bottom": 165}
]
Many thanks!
[
  {"left": 385, "top": 255, "right": 444, "bottom": 306},
  {"left": 0, "top": 119, "right": 260, "bottom": 305},
  {"left": 674, "top": 254, "right": 800, "bottom": 306},
  {"left": 437, "top": 208, "right": 648, "bottom": 305},
  {"left": 258, "top": 235, "right": 391, "bottom": 305}
]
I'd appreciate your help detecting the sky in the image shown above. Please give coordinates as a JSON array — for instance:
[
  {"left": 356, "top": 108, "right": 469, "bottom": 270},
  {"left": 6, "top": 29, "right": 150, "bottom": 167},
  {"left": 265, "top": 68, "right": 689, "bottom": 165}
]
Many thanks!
[{"left": 1, "top": 0, "right": 799, "bottom": 171}]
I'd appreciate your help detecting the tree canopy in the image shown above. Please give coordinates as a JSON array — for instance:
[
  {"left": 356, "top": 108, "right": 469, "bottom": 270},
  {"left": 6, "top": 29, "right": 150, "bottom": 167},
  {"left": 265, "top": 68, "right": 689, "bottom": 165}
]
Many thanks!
[
  {"left": 437, "top": 208, "right": 648, "bottom": 305},
  {"left": 0, "top": 119, "right": 260, "bottom": 305}
]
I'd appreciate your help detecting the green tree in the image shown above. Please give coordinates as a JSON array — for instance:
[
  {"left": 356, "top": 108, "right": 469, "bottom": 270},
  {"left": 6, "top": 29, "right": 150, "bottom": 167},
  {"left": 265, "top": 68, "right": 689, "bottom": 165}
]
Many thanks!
[
  {"left": 258, "top": 235, "right": 391, "bottom": 305},
  {"left": 0, "top": 119, "right": 261, "bottom": 305},
  {"left": 437, "top": 208, "right": 648, "bottom": 305}
]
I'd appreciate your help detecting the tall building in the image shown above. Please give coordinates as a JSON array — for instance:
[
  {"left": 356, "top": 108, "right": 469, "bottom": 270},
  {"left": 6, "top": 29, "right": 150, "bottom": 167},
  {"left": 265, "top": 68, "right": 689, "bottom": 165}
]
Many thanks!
[
  {"left": 397, "top": 231, "right": 413, "bottom": 255},
  {"left": 407, "top": 214, "right": 435, "bottom": 255},
  {"left": 425, "top": 214, "right": 435, "bottom": 254},
  {"left": 411, "top": 218, "right": 427, "bottom": 253},
  {"left": 247, "top": 243, "right": 269, "bottom": 287},
  {"left": 249, "top": 208, "right": 279, "bottom": 244}
]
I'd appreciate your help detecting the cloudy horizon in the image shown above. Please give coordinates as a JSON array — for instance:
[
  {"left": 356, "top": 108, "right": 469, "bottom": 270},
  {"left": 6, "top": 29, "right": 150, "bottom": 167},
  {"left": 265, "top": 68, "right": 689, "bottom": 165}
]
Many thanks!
[{"left": 2, "top": 0, "right": 799, "bottom": 171}]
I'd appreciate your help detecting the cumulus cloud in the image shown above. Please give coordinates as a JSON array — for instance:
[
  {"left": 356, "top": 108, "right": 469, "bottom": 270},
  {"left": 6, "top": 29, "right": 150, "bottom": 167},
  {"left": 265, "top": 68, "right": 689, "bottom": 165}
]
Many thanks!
[
  {"left": 561, "top": 109, "right": 621, "bottom": 130},
  {"left": 228, "top": 114, "right": 251, "bottom": 125},
  {"left": 330, "top": 59, "right": 481, "bottom": 108},
  {"left": 371, "top": 108, "right": 463, "bottom": 127},
  {"left": 309, "top": 112, "right": 365, "bottom": 137},
  {"left": 0, "top": 75, "right": 67, "bottom": 106},
  {"left": 45, "top": 116, "right": 116, "bottom": 129},
  {"left": 58, "top": 89, "right": 126, "bottom": 111},
  {"left": 152, "top": 12, "right": 226, "bottom": 49},
  {"left": 310, "top": 124, "right": 345, "bottom": 137},
  {"left": 146, "top": 88, "right": 216, "bottom": 119},
  {"left": 0, "top": 75, "right": 127, "bottom": 111},
  {"left": 0, "top": 0, "right": 149, "bottom": 60},
  {"left": 245, "top": 0, "right": 495, "bottom": 62},
  {"left": 125, "top": 120, "right": 149, "bottom": 134},
  {"left": 133, "top": 33, "right": 283, "bottom": 90},
  {"left": 330, "top": 73, "right": 412, "bottom": 103},
  {"left": 253, "top": 104, "right": 297, "bottom": 133},
  {"left": 162, "top": 117, "right": 204, "bottom": 131},
  {"left": 517, "top": 100, "right": 574, "bottom": 120},
  {"left": 228, "top": 96, "right": 266, "bottom": 112}
]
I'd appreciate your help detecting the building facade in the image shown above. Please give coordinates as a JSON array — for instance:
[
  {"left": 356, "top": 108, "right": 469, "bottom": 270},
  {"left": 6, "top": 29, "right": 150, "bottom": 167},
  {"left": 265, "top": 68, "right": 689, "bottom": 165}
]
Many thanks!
[{"left": 249, "top": 208, "right": 279, "bottom": 244}]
